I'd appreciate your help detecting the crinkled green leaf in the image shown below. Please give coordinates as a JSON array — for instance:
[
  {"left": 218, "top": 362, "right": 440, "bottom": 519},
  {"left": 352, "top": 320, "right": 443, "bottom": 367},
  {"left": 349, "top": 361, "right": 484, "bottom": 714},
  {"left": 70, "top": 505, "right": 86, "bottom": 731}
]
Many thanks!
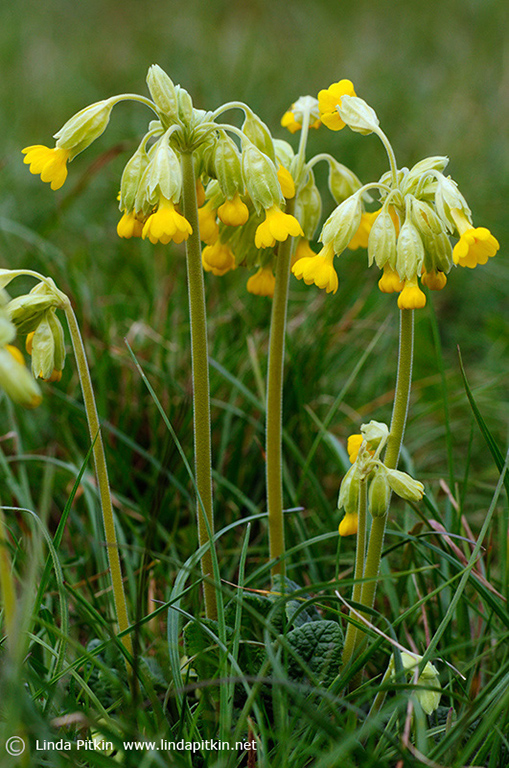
[{"left": 283, "top": 619, "right": 344, "bottom": 686}]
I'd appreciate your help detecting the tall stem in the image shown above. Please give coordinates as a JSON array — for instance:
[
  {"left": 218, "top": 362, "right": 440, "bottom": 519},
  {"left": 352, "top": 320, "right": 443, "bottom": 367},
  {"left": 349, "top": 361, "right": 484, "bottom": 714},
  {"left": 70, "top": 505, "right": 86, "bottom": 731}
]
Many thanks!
[
  {"left": 341, "top": 309, "right": 414, "bottom": 670},
  {"left": 266, "top": 197, "right": 296, "bottom": 578},
  {"left": 64, "top": 304, "right": 132, "bottom": 657},
  {"left": 360, "top": 310, "right": 414, "bottom": 610},
  {"left": 341, "top": 477, "right": 368, "bottom": 670},
  {"left": 181, "top": 150, "right": 217, "bottom": 620}
]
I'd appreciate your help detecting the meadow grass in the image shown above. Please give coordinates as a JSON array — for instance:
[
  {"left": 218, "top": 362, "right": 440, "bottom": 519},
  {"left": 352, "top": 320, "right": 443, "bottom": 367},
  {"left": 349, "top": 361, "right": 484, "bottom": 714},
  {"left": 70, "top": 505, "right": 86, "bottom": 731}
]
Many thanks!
[{"left": 1, "top": 1, "right": 509, "bottom": 766}]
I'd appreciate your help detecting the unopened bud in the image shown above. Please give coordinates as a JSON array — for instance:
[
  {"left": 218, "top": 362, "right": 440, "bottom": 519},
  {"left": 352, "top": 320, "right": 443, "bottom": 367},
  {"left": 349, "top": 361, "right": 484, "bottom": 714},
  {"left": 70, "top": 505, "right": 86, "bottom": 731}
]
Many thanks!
[
  {"left": 241, "top": 144, "right": 282, "bottom": 213},
  {"left": 337, "top": 95, "right": 379, "bottom": 135},
  {"left": 146, "top": 65, "right": 178, "bottom": 122},
  {"left": 242, "top": 112, "right": 275, "bottom": 161},
  {"left": 54, "top": 100, "right": 114, "bottom": 159},
  {"left": 368, "top": 469, "right": 391, "bottom": 517}
]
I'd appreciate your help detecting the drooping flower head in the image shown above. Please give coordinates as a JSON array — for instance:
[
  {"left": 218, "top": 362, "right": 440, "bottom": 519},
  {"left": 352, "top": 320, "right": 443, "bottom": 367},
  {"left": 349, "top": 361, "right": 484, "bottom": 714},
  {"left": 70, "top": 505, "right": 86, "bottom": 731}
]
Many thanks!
[{"left": 281, "top": 95, "right": 321, "bottom": 134}]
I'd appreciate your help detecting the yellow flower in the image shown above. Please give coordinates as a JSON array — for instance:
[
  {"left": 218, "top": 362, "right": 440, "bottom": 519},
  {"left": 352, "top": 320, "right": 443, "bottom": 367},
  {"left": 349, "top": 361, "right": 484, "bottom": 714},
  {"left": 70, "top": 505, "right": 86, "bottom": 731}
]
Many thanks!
[
  {"left": 5, "top": 344, "right": 24, "bottom": 366},
  {"left": 254, "top": 205, "right": 304, "bottom": 249},
  {"left": 195, "top": 179, "right": 206, "bottom": 208},
  {"left": 198, "top": 201, "right": 220, "bottom": 245},
  {"left": 0, "top": 345, "right": 42, "bottom": 409},
  {"left": 22, "top": 145, "right": 71, "bottom": 190},
  {"left": 202, "top": 242, "right": 236, "bottom": 276},
  {"left": 291, "top": 242, "right": 338, "bottom": 294},
  {"left": 421, "top": 270, "right": 447, "bottom": 290},
  {"left": 277, "top": 165, "right": 296, "bottom": 199},
  {"left": 217, "top": 193, "right": 249, "bottom": 227},
  {"left": 43, "top": 368, "right": 63, "bottom": 383},
  {"left": 142, "top": 197, "right": 192, "bottom": 245},
  {"left": 281, "top": 110, "right": 302, "bottom": 134},
  {"left": 398, "top": 279, "right": 427, "bottom": 310},
  {"left": 291, "top": 238, "right": 316, "bottom": 267},
  {"left": 318, "top": 80, "right": 357, "bottom": 131},
  {"left": 348, "top": 210, "right": 380, "bottom": 250},
  {"left": 339, "top": 512, "right": 358, "bottom": 537},
  {"left": 378, "top": 267, "right": 404, "bottom": 294},
  {"left": 451, "top": 209, "right": 499, "bottom": 268},
  {"left": 246, "top": 267, "right": 276, "bottom": 297},
  {"left": 117, "top": 211, "right": 144, "bottom": 239},
  {"left": 347, "top": 434, "right": 363, "bottom": 463}
]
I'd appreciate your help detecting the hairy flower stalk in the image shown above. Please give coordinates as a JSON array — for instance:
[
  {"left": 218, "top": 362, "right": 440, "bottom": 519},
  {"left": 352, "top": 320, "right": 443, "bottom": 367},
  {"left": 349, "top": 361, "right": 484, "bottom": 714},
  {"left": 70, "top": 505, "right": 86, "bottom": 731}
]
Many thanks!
[
  {"left": 181, "top": 151, "right": 217, "bottom": 620},
  {"left": 64, "top": 303, "right": 133, "bottom": 658},
  {"left": 266, "top": 196, "right": 296, "bottom": 577}
]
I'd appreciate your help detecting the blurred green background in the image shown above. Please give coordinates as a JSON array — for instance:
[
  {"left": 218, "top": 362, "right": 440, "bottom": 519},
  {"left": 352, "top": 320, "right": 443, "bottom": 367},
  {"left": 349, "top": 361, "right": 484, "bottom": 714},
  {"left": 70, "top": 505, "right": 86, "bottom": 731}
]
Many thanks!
[{"left": 0, "top": 0, "right": 507, "bottom": 541}]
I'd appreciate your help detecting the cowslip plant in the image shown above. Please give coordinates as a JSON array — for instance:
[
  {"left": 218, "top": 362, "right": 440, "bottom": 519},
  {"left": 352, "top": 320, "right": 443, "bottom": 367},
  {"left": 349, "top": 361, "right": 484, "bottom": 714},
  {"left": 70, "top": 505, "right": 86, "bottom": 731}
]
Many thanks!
[
  {"left": 0, "top": 268, "right": 132, "bottom": 659},
  {"left": 298, "top": 84, "right": 499, "bottom": 675}
]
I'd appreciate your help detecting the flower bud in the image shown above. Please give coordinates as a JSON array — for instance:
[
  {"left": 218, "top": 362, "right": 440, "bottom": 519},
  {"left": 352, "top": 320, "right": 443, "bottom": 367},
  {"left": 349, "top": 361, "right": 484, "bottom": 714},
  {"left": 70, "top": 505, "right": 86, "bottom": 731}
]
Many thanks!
[
  {"left": 241, "top": 144, "right": 282, "bottom": 213},
  {"left": 337, "top": 95, "right": 380, "bottom": 135},
  {"left": 385, "top": 467, "right": 424, "bottom": 502},
  {"left": 214, "top": 131, "right": 243, "bottom": 200},
  {"left": 242, "top": 112, "right": 275, "bottom": 161},
  {"left": 327, "top": 159, "right": 364, "bottom": 204},
  {"left": 337, "top": 464, "right": 360, "bottom": 516},
  {"left": 119, "top": 143, "right": 150, "bottom": 213},
  {"left": 54, "top": 100, "right": 114, "bottom": 159},
  {"left": 146, "top": 65, "right": 178, "bottom": 122},
  {"left": 294, "top": 170, "right": 322, "bottom": 240},
  {"left": 396, "top": 215, "right": 425, "bottom": 281},
  {"left": 321, "top": 194, "right": 362, "bottom": 255},
  {"left": 368, "top": 469, "right": 391, "bottom": 517},
  {"left": 176, "top": 85, "right": 194, "bottom": 125},
  {"left": 368, "top": 205, "right": 398, "bottom": 270},
  {"left": 389, "top": 652, "right": 441, "bottom": 715},
  {"left": 361, "top": 420, "right": 389, "bottom": 450}
]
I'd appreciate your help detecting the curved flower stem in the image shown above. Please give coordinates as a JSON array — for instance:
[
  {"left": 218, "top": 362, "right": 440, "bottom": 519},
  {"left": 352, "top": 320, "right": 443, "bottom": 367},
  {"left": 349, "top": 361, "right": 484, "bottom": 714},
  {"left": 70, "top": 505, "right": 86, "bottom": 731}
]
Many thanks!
[
  {"left": 266, "top": 197, "right": 296, "bottom": 579},
  {"left": 180, "top": 150, "right": 217, "bottom": 621},
  {"left": 341, "top": 477, "right": 367, "bottom": 670},
  {"left": 341, "top": 308, "right": 414, "bottom": 671},
  {"left": 64, "top": 304, "right": 132, "bottom": 659}
]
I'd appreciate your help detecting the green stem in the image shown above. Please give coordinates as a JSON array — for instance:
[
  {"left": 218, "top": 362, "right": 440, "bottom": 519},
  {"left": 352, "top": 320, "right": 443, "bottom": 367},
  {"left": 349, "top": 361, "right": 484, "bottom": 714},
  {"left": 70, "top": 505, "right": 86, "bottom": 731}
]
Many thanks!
[
  {"left": 181, "top": 150, "right": 217, "bottom": 621},
  {"left": 360, "top": 309, "right": 414, "bottom": 610},
  {"left": 341, "top": 477, "right": 368, "bottom": 670},
  {"left": 64, "top": 304, "right": 132, "bottom": 657},
  {"left": 266, "top": 197, "right": 296, "bottom": 579},
  {"left": 342, "top": 309, "right": 414, "bottom": 670}
]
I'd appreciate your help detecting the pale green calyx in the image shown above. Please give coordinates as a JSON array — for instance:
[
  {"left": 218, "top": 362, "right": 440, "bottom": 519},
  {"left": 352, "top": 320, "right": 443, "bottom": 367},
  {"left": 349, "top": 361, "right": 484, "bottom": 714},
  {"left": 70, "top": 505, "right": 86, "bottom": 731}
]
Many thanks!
[
  {"left": 135, "top": 135, "right": 182, "bottom": 212},
  {"left": 327, "top": 158, "right": 364, "bottom": 204},
  {"left": 320, "top": 192, "right": 363, "bottom": 254},
  {"left": 0, "top": 344, "right": 42, "bottom": 409},
  {"left": 294, "top": 170, "right": 322, "bottom": 240},
  {"left": 337, "top": 463, "right": 360, "bottom": 515},
  {"left": 54, "top": 99, "right": 114, "bottom": 159},
  {"left": 402, "top": 156, "right": 449, "bottom": 196},
  {"left": 361, "top": 420, "right": 389, "bottom": 450},
  {"left": 30, "top": 310, "right": 66, "bottom": 380},
  {"left": 241, "top": 144, "right": 282, "bottom": 212},
  {"left": 368, "top": 468, "right": 391, "bottom": 518},
  {"left": 337, "top": 95, "right": 380, "bottom": 135},
  {"left": 6, "top": 279, "right": 68, "bottom": 335},
  {"left": 119, "top": 142, "right": 150, "bottom": 213},
  {"left": 382, "top": 466, "right": 425, "bottom": 502},
  {"left": 146, "top": 64, "right": 178, "bottom": 124},
  {"left": 434, "top": 173, "right": 472, "bottom": 233},
  {"left": 389, "top": 652, "right": 441, "bottom": 715},
  {"left": 241, "top": 111, "right": 275, "bottom": 161},
  {"left": 368, "top": 202, "right": 398, "bottom": 269},
  {"left": 396, "top": 202, "right": 425, "bottom": 281},
  {"left": 214, "top": 131, "right": 243, "bottom": 200}
]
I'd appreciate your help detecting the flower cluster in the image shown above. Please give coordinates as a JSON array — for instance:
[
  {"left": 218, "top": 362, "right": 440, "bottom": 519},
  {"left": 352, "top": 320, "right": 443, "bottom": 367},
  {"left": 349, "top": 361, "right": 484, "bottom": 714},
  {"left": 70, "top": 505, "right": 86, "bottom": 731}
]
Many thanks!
[
  {"left": 337, "top": 420, "right": 424, "bottom": 536},
  {"left": 290, "top": 85, "right": 499, "bottom": 308}
]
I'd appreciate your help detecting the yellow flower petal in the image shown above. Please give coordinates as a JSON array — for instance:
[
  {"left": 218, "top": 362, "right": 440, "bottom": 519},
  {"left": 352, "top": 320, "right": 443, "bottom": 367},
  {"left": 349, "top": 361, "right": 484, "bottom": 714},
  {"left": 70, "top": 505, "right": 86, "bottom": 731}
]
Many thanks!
[
  {"left": 397, "top": 280, "right": 427, "bottom": 310},
  {"left": 347, "top": 434, "right": 363, "bottom": 463},
  {"left": 339, "top": 512, "right": 358, "bottom": 537},
  {"left": 22, "top": 145, "right": 70, "bottom": 190},
  {"left": 142, "top": 197, "right": 192, "bottom": 245},
  {"left": 318, "top": 80, "right": 356, "bottom": 131},
  {"left": 452, "top": 227, "right": 499, "bottom": 268},
  {"left": 255, "top": 205, "right": 304, "bottom": 249},
  {"left": 246, "top": 267, "right": 275, "bottom": 297},
  {"left": 217, "top": 194, "right": 249, "bottom": 227},
  {"left": 202, "top": 242, "right": 236, "bottom": 276},
  {"left": 292, "top": 243, "right": 338, "bottom": 294}
]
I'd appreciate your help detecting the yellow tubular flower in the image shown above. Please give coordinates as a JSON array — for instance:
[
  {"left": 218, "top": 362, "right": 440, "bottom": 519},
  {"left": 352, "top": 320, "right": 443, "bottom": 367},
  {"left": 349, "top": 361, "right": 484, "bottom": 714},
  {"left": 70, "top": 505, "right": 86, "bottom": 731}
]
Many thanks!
[
  {"left": 398, "top": 279, "right": 427, "bottom": 310},
  {"left": 195, "top": 179, "right": 206, "bottom": 208},
  {"left": 198, "top": 201, "right": 220, "bottom": 245},
  {"left": 421, "top": 270, "right": 447, "bottom": 290},
  {"left": 202, "top": 242, "right": 236, "bottom": 276},
  {"left": 291, "top": 242, "right": 338, "bottom": 294},
  {"left": 246, "top": 267, "right": 276, "bottom": 297},
  {"left": 117, "top": 211, "right": 144, "bottom": 239},
  {"left": 142, "top": 197, "right": 192, "bottom": 245},
  {"left": 339, "top": 512, "right": 358, "bottom": 537},
  {"left": 22, "top": 145, "right": 71, "bottom": 190},
  {"left": 281, "top": 110, "right": 301, "bottom": 134},
  {"left": 317, "top": 80, "right": 356, "bottom": 131},
  {"left": 450, "top": 207, "right": 499, "bottom": 268},
  {"left": 277, "top": 165, "right": 296, "bottom": 199},
  {"left": 217, "top": 193, "right": 249, "bottom": 227},
  {"left": 347, "top": 434, "right": 363, "bottom": 463},
  {"left": 348, "top": 210, "right": 380, "bottom": 250},
  {"left": 291, "top": 238, "right": 316, "bottom": 267},
  {"left": 43, "top": 369, "right": 63, "bottom": 383},
  {"left": 378, "top": 267, "right": 404, "bottom": 294},
  {"left": 254, "top": 205, "right": 304, "bottom": 249}
]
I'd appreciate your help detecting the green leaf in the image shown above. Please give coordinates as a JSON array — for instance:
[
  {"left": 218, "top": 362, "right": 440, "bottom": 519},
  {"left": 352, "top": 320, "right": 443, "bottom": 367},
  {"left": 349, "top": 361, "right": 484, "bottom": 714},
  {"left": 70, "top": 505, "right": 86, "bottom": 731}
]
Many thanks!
[
  {"left": 284, "top": 620, "right": 344, "bottom": 687},
  {"left": 269, "top": 575, "right": 322, "bottom": 631}
]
